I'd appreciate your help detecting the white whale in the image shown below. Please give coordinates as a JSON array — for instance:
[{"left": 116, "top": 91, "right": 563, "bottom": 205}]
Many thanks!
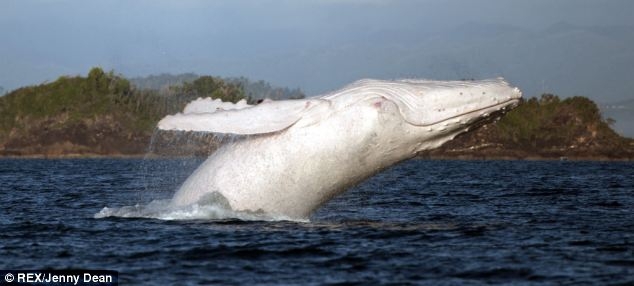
[{"left": 158, "top": 78, "right": 522, "bottom": 219}]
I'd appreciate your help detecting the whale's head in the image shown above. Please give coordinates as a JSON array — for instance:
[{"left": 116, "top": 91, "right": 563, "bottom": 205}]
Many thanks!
[
  {"left": 407, "top": 78, "right": 521, "bottom": 150},
  {"left": 331, "top": 78, "right": 522, "bottom": 152}
]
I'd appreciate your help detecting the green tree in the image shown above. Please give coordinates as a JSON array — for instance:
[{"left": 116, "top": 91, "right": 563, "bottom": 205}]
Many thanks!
[{"left": 87, "top": 67, "right": 108, "bottom": 92}]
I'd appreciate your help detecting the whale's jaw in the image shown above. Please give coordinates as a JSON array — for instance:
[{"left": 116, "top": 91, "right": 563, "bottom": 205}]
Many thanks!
[
  {"left": 408, "top": 97, "right": 521, "bottom": 156},
  {"left": 163, "top": 78, "right": 522, "bottom": 219},
  {"left": 423, "top": 95, "right": 521, "bottom": 141}
]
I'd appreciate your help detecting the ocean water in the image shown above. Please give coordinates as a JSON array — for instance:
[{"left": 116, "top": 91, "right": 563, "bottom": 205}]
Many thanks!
[{"left": 0, "top": 158, "right": 632, "bottom": 285}]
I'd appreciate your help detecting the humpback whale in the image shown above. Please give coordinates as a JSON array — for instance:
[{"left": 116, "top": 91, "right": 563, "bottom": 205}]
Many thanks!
[{"left": 158, "top": 78, "right": 522, "bottom": 219}]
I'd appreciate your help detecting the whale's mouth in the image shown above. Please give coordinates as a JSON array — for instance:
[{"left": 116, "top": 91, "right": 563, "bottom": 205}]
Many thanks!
[
  {"left": 402, "top": 97, "right": 521, "bottom": 127},
  {"left": 456, "top": 98, "right": 520, "bottom": 122},
  {"left": 461, "top": 99, "right": 519, "bottom": 129}
]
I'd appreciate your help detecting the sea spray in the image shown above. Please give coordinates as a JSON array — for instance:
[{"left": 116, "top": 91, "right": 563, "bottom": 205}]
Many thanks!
[
  {"left": 94, "top": 197, "right": 304, "bottom": 222},
  {"left": 100, "top": 128, "right": 261, "bottom": 221}
]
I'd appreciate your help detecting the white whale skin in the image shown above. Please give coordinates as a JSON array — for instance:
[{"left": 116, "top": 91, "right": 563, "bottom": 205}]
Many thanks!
[{"left": 159, "top": 78, "right": 522, "bottom": 219}]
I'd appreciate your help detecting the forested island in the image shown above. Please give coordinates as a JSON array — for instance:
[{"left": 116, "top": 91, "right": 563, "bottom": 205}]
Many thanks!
[
  {"left": 0, "top": 68, "right": 632, "bottom": 159},
  {"left": 0, "top": 68, "right": 302, "bottom": 157}
]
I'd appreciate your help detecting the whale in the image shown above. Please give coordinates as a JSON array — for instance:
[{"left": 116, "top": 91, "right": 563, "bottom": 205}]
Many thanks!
[{"left": 158, "top": 78, "right": 522, "bottom": 219}]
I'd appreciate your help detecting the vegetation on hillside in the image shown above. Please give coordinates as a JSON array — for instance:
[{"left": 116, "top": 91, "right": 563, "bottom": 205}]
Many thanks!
[
  {"left": 0, "top": 68, "right": 244, "bottom": 134},
  {"left": 495, "top": 94, "right": 620, "bottom": 149},
  {"left": 0, "top": 67, "right": 245, "bottom": 156}
]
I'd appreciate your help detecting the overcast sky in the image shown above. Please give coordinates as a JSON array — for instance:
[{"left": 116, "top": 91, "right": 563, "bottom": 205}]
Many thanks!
[{"left": 2, "top": 0, "right": 634, "bottom": 104}]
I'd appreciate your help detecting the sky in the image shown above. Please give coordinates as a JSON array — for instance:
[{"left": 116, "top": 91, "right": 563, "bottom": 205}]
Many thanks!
[{"left": 2, "top": 0, "right": 634, "bottom": 106}]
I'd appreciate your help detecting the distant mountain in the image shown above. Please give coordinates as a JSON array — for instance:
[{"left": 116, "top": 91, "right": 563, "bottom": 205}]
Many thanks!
[
  {"left": 0, "top": 86, "right": 4, "bottom": 95},
  {"left": 225, "top": 77, "right": 305, "bottom": 102},
  {"left": 407, "top": 22, "right": 634, "bottom": 103},
  {"left": 256, "top": 22, "right": 634, "bottom": 104},
  {"left": 130, "top": 74, "right": 305, "bottom": 102},
  {"left": 129, "top": 73, "right": 199, "bottom": 91}
]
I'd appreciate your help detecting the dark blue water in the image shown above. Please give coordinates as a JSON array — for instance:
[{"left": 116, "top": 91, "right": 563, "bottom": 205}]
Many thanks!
[{"left": 1, "top": 159, "right": 632, "bottom": 285}]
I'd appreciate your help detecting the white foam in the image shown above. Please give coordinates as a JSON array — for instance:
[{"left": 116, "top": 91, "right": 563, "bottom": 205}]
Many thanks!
[{"left": 94, "top": 199, "right": 305, "bottom": 222}]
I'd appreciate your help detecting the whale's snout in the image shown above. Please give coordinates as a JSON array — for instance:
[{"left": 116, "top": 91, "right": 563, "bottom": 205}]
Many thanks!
[
  {"left": 454, "top": 87, "right": 521, "bottom": 126},
  {"left": 418, "top": 79, "right": 522, "bottom": 127}
]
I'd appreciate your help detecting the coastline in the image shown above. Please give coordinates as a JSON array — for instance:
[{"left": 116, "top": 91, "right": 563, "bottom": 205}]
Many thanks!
[
  {"left": 1, "top": 153, "right": 631, "bottom": 161},
  {"left": 418, "top": 154, "right": 633, "bottom": 162},
  {"left": 0, "top": 154, "right": 148, "bottom": 159}
]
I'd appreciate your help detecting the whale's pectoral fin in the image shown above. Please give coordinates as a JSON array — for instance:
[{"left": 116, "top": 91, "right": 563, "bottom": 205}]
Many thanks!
[{"left": 158, "top": 98, "right": 328, "bottom": 135}]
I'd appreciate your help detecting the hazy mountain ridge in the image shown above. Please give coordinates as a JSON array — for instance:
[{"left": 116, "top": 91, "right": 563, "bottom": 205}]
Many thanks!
[
  {"left": 600, "top": 98, "right": 634, "bottom": 138},
  {"left": 3, "top": 22, "right": 633, "bottom": 137},
  {"left": 230, "top": 22, "right": 634, "bottom": 105},
  {"left": 129, "top": 73, "right": 200, "bottom": 91},
  {"left": 289, "top": 22, "right": 634, "bottom": 137},
  {"left": 130, "top": 73, "right": 305, "bottom": 102}
]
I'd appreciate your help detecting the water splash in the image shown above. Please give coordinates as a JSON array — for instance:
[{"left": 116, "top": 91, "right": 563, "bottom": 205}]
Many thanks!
[
  {"left": 94, "top": 193, "right": 304, "bottom": 222},
  {"left": 95, "top": 128, "right": 267, "bottom": 221}
]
